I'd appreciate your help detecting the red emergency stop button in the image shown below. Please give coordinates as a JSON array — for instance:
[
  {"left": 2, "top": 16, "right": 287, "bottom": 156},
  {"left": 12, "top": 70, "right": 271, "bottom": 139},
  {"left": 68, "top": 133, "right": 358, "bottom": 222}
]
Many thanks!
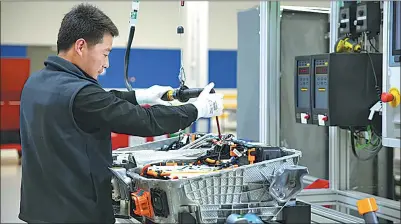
[
  {"left": 381, "top": 88, "right": 400, "bottom": 108},
  {"left": 381, "top": 92, "right": 394, "bottom": 103},
  {"left": 304, "top": 114, "right": 310, "bottom": 120},
  {"left": 322, "top": 116, "right": 328, "bottom": 121}
]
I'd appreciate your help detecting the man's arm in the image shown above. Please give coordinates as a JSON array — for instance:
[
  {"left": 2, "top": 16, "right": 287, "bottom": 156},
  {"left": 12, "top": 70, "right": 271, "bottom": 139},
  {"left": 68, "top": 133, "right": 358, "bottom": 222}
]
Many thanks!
[
  {"left": 73, "top": 85, "right": 197, "bottom": 137},
  {"left": 108, "top": 90, "right": 138, "bottom": 105}
]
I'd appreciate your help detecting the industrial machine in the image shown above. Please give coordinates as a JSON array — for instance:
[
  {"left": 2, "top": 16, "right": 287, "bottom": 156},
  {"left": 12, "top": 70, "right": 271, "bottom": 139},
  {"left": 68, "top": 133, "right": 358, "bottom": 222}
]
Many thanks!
[
  {"left": 110, "top": 1, "right": 312, "bottom": 223},
  {"left": 110, "top": 0, "right": 400, "bottom": 223},
  {"left": 295, "top": 52, "right": 383, "bottom": 127},
  {"left": 295, "top": 53, "right": 383, "bottom": 127},
  {"left": 294, "top": 1, "right": 400, "bottom": 161},
  {"left": 238, "top": 0, "right": 400, "bottom": 223},
  {"left": 295, "top": 1, "right": 400, "bottom": 223}
]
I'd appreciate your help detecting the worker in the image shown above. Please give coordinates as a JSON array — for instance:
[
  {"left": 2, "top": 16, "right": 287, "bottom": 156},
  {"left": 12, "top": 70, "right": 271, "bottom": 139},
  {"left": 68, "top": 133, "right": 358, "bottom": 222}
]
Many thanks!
[{"left": 18, "top": 3, "right": 223, "bottom": 224}]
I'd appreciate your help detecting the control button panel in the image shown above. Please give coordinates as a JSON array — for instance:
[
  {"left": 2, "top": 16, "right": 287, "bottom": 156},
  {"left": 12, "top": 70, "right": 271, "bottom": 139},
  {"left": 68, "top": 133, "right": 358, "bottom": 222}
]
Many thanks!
[{"left": 314, "top": 59, "right": 329, "bottom": 110}]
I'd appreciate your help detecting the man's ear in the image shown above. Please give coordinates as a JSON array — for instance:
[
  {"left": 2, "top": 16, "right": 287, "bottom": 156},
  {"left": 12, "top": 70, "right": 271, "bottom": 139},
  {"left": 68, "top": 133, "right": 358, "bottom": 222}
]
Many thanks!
[{"left": 74, "top": 38, "right": 86, "bottom": 56}]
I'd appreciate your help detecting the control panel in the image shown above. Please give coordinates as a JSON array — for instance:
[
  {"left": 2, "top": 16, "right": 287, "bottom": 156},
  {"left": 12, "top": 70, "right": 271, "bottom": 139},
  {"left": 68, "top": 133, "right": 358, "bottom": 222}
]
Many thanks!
[
  {"left": 354, "top": 1, "right": 381, "bottom": 37},
  {"left": 311, "top": 57, "right": 329, "bottom": 126},
  {"left": 339, "top": 3, "right": 357, "bottom": 36},
  {"left": 294, "top": 56, "right": 313, "bottom": 125},
  {"left": 309, "top": 53, "right": 382, "bottom": 128}
]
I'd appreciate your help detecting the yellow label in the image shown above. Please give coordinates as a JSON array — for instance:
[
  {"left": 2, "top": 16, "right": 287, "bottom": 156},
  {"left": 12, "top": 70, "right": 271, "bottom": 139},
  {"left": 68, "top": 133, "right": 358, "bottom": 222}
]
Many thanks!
[
  {"left": 301, "top": 88, "right": 308, "bottom": 91},
  {"left": 318, "top": 88, "right": 326, "bottom": 92}
]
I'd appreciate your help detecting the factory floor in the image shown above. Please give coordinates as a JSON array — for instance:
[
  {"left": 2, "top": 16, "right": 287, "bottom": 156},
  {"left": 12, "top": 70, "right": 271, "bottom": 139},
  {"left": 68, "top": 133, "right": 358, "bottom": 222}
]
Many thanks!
[{"left": 1, "top": 150, "right": 24, "bottom": 223}]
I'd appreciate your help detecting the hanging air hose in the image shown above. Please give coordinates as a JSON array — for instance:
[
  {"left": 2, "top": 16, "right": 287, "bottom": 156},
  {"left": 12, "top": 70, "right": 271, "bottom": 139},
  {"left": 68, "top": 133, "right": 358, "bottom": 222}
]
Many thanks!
[{"left": 124, "top": 0, "right": 140, "bottom": 91}]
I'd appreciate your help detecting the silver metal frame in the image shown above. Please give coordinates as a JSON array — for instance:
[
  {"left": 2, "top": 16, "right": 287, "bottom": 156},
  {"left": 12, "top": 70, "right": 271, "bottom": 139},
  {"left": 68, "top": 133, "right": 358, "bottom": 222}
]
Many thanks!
[
  {"left": 259, "top": 1, "right": 401, "bottom": 223},
  {"left": 298, "top": 189, "right": 401, "bottom": 223},
  {"left": 382, "top": 0, "right": 401, "bottom": 148},
  {"left": 259, "top": 1, "right": 280, "bottom": 146}
]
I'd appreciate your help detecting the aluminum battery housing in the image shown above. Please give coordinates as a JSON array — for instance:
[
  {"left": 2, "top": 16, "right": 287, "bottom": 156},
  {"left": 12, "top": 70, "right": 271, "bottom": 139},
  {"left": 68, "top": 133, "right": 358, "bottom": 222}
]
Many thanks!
[{"left": 111, "top": 134, "right": 308, "bottom": 223}]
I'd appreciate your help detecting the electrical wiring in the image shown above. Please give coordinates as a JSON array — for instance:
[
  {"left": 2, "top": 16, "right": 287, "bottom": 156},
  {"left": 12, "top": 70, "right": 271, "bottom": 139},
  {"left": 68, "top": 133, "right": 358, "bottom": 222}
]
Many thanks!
[
  {"left": 360, "top": 49, "right": 382, "bottom": 102},
  {"left": 349, "top": 126, "right": 383, "bottom": 161},
  {"left": 368, "top": 38, "right": 380, "bottom": 53},
  {"left": 344, "top": 45, "right": 383, "bottom": 161}
]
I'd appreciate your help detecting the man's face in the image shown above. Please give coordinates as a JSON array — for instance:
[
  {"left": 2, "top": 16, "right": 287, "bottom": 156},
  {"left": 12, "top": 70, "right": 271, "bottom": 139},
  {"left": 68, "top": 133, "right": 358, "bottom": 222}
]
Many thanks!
[{"left": 75, "top": 33, "right": 113, "bottom": 80}]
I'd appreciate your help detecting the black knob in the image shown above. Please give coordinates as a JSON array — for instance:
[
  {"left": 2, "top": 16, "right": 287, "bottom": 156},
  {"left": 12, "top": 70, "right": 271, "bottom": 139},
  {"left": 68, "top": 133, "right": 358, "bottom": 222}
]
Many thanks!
[
  {"left": 177, "top": 26, "right": 184, "bottom": 34},
  {"left": 356, "top": 20, "right": 364, "bottom": 26},
  {"left": 341, "top": 13, "right": 347, "bottom": 19},
  {"left": 339, "top": 23, "right": 347, "bottom": 28},
  {"left": 358, "top": 10, "right": 364, "bottom": 16}
]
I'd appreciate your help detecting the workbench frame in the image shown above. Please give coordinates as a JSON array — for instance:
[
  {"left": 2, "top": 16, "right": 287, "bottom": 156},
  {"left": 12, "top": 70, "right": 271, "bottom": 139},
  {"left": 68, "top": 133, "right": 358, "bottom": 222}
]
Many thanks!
[{"left": 259, "top": 1, "right": 400, "bottom": 223}]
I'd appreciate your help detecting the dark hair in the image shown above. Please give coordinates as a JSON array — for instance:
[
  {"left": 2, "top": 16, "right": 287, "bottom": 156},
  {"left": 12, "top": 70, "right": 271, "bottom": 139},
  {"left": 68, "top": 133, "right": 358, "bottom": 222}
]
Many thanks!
[{"left": 57, "top": 3, "right": 119, "bottom": 53}]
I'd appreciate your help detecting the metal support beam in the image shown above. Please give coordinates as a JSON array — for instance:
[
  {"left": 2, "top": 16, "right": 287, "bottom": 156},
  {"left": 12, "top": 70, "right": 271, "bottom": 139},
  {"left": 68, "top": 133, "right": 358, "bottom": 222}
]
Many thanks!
[
  {"left": 328, "top": 1, "right": 352, "bottom": 194},
  {"left": 328, "top": 1, "right": 341, "bottom": 191},
  {"left": 259, "top": 1, "right": 280, "bottom": 145},
  {"left": 182, "top": 1, "right": 209, "bottom": 132},
  {"left": 182, "top": 1, "right": 209, "bottom": 88}
]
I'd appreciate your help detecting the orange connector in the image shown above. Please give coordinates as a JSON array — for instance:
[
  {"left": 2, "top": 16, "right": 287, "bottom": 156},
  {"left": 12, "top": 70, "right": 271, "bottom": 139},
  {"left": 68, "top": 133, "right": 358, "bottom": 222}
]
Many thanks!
[
  {"left": 248, "top": 148, "right": 256, "bottom": 164},
  {"left": 357, "top": 197, "right": 378, "bottom": 215},
  {"left": 230, "top": 144, "right": 238, "bottom": 157},
  {"left": 131, "top": 189, "right": 154, "bottom": 218}
]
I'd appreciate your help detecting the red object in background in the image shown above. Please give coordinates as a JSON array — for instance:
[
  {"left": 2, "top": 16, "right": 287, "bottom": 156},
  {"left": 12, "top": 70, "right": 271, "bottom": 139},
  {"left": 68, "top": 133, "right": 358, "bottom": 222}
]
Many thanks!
[
  {"left": 1, "top": 101, "right": 21, "bottom": 131},
  {"left": 1, "top": 58, "right": 30, "bottom": 93},
  {"left": 111, "top": 133, "right": 129, "bottom": 150},
  {"left": 1, "top": 58, "right": 30, "bottom": 131},
  {"left": 305, "top": 179, "right": 329, "bottom": 189},
  {"left": 0, "top": 143, "right": 21, "bottom": 152},
  {"left": 305, "top": 179, "right": 331, "bottom": 208}
]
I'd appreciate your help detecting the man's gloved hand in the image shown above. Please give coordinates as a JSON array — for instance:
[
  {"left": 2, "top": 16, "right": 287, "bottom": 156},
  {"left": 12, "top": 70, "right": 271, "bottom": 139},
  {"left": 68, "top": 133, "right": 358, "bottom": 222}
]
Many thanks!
[
  {"left": 191, "top": 82, "right": 224, "bottom": 120},
  {"left": 135, "top": 85, "right": 173, "bottom": 106}
]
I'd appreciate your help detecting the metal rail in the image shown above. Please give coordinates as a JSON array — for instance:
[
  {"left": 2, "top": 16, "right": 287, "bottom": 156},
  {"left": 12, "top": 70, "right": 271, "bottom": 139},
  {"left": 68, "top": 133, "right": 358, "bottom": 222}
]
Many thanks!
[
  {"left": 309, "top": 203, "right": 365, "bottom": 223},
  {"left": 298, "top": 189, "right": 401, "bottom": 223}
]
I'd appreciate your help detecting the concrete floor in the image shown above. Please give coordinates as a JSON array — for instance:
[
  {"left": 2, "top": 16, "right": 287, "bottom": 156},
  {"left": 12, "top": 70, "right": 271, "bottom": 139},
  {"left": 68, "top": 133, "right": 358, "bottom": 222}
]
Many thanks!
[{"left": 1, "top": 150, "right": 24, "bottom": 223}]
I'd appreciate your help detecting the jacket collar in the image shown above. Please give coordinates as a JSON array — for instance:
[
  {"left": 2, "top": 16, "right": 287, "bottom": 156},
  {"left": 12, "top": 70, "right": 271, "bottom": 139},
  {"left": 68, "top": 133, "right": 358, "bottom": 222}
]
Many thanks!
[{"left": 44, "top": 56, "right": 98, "bottom": 84}]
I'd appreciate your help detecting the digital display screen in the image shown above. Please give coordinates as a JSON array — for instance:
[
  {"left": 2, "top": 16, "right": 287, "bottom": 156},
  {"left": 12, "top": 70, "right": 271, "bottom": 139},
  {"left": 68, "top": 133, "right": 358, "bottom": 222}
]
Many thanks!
[
  {"left": 315, "top": 66, "right": 328, "bottom": 74},
  {"left": 393, "top": 1, "right": 401, "bottom": 54},
  {"left": 298, "top": 67, "right": 309, "bottom": 75}
]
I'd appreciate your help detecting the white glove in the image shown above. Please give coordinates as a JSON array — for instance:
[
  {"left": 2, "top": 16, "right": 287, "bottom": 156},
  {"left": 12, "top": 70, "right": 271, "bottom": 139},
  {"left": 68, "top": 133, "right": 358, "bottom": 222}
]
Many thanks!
[
  {"left": 191, "top": 82, "right": 224, "bottom": 120},
  {"left": 135, "top": 85, "right": 173, "bottom": 106}
]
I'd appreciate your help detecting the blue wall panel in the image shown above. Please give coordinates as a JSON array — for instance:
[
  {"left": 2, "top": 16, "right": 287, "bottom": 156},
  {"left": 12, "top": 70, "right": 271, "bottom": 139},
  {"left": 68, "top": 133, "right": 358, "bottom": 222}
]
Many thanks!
[
  {"left": 1, "top": 45, "right": 238, "bottom": 88},
  {"left": 209, "top": 50, "right": 237, "bottom": 89},
  {"left": 0, "top": 45, "right": 27, "bottom": 57},
  {"left": 98, "top": 48, "right": 181, "bottom": 88}
]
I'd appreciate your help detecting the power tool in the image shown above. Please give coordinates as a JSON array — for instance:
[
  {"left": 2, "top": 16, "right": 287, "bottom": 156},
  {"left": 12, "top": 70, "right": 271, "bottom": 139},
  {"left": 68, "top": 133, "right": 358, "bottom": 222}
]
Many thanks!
[
  {"left": 161, "top": 85, "right": 222, "bottom": 139},
  {"left": 161, "top": 85, "right": 215, "bottom": 103}
]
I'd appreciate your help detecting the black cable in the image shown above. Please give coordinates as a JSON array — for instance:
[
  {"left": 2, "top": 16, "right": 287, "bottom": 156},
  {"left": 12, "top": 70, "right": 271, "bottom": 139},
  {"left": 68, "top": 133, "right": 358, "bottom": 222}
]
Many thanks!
[
  {"left": 371, "top": 123, "right": 382, "bottom": 137},
  {"left": 124, "top": 26, "right": 136, "bottom": 91},
  {"left": 368, "top": 38, "right": 380, "bottom": 53},
  {"left": 361, "top": 50, "right": 382, "bottom": 102}
]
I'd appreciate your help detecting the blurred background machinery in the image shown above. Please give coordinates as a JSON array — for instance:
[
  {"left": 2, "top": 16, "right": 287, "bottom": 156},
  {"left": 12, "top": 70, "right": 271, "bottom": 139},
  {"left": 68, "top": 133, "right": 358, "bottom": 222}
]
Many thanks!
[{"left": 236, "top": 0, "right": 400, "bottom": 223}]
